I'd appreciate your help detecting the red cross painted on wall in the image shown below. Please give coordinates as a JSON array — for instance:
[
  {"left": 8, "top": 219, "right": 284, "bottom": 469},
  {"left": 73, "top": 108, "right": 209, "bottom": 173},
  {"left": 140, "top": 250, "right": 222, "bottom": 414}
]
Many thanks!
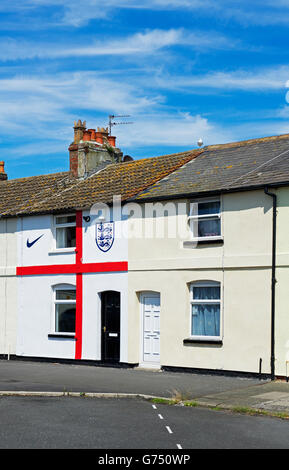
[{"left": 16, "top": 211, "right": 128, "bottom": 360}]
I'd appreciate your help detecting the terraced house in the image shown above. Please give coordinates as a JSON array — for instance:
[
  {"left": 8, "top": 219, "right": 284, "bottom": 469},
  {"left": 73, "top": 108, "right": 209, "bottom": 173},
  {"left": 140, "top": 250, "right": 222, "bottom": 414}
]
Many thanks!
[{"left": 1, "top": 121, "right": 289, "bottom": 380}]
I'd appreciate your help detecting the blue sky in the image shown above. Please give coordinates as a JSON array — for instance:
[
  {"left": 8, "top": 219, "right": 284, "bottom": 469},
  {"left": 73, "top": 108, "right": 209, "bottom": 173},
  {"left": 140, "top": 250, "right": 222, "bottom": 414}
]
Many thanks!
[{"left": 1, "top": 0, "right": 289, "bottom": 179}]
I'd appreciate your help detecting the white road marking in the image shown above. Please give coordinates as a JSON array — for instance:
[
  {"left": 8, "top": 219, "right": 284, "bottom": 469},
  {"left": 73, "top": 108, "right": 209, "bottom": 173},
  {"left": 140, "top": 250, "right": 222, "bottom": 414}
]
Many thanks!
[{"left": 151, "top": 404, "right": 182, "bottom": 449}]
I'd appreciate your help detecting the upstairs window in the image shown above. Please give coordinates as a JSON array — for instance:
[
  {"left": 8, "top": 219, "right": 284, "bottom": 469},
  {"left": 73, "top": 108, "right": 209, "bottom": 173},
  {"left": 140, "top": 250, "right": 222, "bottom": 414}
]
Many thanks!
[
  {"left": 190, "top": 281, "right": 221, "bottom": 339},
  {"left": 55, "top": 215, "right": 76, "bottom": 249},
  {"left": 189, "top": 200, "right": 221, "bottom": 240},
  {"left": 54, "top": 287, "right": 76, "bottom": 334}
]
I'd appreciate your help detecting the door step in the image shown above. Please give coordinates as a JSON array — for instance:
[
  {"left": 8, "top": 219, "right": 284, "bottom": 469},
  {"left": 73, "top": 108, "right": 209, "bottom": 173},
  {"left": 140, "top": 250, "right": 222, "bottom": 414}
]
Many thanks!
[{"left": 134, "top": 365, "right": 162, "bottom": 372}]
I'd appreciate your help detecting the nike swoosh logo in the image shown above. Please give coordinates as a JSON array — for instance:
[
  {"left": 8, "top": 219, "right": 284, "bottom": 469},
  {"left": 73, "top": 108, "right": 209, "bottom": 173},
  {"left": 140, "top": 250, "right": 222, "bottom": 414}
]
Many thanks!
[{"left": 26, "top": 234, "right": 44, "bottom": 248}]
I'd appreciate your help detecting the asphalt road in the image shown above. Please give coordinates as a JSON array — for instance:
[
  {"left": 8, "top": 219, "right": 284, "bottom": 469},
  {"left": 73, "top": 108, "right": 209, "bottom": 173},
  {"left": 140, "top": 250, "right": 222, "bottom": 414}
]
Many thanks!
[{"left": 0, "top": 396, "right": 288, "bottom": 449}]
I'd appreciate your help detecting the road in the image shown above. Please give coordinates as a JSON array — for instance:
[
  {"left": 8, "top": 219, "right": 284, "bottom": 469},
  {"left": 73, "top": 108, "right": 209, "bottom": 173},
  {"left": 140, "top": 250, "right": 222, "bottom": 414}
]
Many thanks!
[{"left": 0, "top": 396, "right": 288, "bottom": 449}]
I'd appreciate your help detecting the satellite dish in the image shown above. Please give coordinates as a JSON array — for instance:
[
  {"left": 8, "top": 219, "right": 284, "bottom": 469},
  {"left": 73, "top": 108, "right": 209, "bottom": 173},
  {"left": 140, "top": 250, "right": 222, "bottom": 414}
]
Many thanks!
[{"left": 197, "top": 138, "right": 203, "bottom": 147}]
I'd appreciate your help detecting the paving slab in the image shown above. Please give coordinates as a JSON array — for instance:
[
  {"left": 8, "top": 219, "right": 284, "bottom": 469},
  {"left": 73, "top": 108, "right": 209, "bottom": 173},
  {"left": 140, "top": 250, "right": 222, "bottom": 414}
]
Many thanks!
[{"left": 194, "top": 380, "right": 289, "bottom": 415}]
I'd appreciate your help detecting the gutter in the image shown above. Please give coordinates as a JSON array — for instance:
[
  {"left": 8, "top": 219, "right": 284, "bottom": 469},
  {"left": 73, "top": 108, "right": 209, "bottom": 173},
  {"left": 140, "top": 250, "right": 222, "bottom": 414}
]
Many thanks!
[{"left": 264, "top": 186, "right": 277, "bottom": 381}]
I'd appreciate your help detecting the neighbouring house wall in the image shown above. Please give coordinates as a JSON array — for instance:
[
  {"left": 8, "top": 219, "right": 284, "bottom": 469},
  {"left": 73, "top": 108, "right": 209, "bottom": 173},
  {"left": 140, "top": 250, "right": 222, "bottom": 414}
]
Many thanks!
[
  {"left": 0, "top": 218, "right": 17, "bottom": 356},
  {"left": 273, "top": 187, "right": 289, "bottom": 377}
]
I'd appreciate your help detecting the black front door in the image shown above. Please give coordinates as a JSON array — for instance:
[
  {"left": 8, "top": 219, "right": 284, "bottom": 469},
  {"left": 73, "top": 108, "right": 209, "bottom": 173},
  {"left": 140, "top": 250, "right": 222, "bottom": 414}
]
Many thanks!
[{"left": 101, "top": 291, "right": 120, "bottom": 363}]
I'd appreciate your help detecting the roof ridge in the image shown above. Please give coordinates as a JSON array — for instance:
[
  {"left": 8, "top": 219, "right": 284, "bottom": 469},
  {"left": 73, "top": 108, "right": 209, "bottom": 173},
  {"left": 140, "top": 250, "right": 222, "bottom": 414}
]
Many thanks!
[
  {"left": 205, "top": 133, "right": 289, "bottom": 151},
  {"left": 118, "top": 149, "right": 200, "bottom": 166},
  {"left": 4, "top": 150, "right": 200, "bottom": 183},
  {"left": 2, "top": 171, "right": 71, "bottom": 184}
]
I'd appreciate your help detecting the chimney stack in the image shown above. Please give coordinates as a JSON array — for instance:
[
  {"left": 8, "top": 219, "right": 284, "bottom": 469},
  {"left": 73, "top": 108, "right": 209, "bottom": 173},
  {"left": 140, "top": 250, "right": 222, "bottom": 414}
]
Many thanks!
[
  {"left": 69, "top": 120, "right": 122, "bottom": 177},
  {"left": 0, "top": 161, "right": 7, "bottom": 181}
]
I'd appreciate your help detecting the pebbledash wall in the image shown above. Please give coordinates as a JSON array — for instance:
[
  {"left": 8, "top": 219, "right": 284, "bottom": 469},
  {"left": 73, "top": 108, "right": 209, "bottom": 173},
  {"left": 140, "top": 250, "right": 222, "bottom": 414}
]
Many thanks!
[
  {"left": 127, "top": 188, "right": 289, "bottom": 377},
  {"left": 16, "top": 210, "right": 129, "bottom": 362}
]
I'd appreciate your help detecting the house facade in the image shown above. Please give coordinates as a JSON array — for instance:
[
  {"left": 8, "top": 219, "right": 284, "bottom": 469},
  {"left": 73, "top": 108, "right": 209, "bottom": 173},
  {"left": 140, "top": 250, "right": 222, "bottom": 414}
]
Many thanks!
[
  {"left": 1, "top": 123, "right": 289, "bottom": 379},
  {"left": 127, "top": 191, "right": 274, "bottom": 375}
]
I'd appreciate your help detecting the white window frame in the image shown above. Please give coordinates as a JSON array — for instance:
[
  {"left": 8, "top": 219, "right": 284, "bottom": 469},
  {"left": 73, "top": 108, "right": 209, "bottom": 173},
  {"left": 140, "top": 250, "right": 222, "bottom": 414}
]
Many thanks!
[
  {"left": 188, "top": 197, "right": 222, "bottom": 242},
  {"left": 52, "top": 213, "right": 76, "bottom": 252},
  {"left": 189, "top": 281, "right": 222, "bottom": 341},
  {"left": 51, "top": 284, "right": 76, "bottom": 336}
]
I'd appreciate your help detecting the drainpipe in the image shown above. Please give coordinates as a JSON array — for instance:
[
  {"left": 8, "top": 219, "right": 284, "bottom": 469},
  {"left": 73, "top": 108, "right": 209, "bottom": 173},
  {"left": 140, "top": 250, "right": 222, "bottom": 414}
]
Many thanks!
[{"left": 264, "top": 186, "right": 277, "bottom": 381}]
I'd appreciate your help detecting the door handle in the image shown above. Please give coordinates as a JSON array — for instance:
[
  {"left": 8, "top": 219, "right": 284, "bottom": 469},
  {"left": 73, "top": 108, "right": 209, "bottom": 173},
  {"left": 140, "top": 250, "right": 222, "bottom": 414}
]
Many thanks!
[{"left": 103, "top": 326, "right": 106, "bottom": 333}]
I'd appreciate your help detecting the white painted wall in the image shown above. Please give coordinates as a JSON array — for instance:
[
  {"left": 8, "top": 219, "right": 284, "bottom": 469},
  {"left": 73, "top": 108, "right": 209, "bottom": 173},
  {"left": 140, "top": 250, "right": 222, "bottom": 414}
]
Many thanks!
[
  {"left": 19, "top": 214, "right": 76, "bottom": 267},
  {"left": 16, "top": 211, "right": 129, "bottom": 361},
  {"left": 82, "top": 209, "right": 128, "bottom": 264},
  {"left": 17, "top": 274, "right": 77, "bottom": 359}
]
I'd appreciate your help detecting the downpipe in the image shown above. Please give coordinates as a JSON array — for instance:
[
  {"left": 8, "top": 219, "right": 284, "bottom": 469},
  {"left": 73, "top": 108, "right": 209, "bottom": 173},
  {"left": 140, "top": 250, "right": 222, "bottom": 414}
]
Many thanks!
[{"left": 264, "top": 186, "right": 277, "bottom": 381}]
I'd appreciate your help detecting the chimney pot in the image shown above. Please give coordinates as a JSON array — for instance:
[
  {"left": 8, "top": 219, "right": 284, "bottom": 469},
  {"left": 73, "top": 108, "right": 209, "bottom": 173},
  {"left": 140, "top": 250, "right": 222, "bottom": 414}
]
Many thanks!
[
  {"left": 82, "top": 130, "right": 91, "bottom": 142},
  {"left": 73, "top": 119, "right": 86, "bottom": 144},
  {"left": 88, "top": 129, "right": 96, "bottom": 140},
  {"left": 0, "top": 161, "right": 7, "bottom": 180},
  {"left": 107, "top": 136, "right": 116, "bottom": 147},
  {"left": 95, "top": 131, "right": 103, "bottom": 144},
  {"left": 97, "top": 127, "right": 109, "bottom": 135}
]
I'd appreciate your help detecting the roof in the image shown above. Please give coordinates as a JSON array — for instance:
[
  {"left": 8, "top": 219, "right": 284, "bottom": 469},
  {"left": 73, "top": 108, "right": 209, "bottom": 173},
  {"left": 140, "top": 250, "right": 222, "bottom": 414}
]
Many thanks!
[
  {"left": 2, "top": 132, "right": 289, "bottom": 218},
  {"left": 134, "top": 133, "right": 289, "bottom": 201},
  {"left": 0, "top": 150, "right": 199, "bottom": 217}
]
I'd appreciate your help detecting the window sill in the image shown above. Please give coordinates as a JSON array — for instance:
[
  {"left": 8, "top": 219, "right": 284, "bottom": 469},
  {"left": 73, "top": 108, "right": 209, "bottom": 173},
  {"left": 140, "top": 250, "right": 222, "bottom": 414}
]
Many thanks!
[
  {"left": 48, "top": 334, "right": 76, "bottom": 339},
  {"left": 183, "top": 338, "right": 223, "bottom": 346},
  {"left": 183, "top": 237, "right": 223, "bottom": 248},
  {"left": 48, "top": 248, "right": 76, "bottom": 255}
]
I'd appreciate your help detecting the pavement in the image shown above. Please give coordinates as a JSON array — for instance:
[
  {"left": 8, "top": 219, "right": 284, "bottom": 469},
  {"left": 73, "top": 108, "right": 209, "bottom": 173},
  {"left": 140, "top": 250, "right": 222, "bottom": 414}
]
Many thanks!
[{"left": 1, "top": 359, "right": 289, "bottom": 418}]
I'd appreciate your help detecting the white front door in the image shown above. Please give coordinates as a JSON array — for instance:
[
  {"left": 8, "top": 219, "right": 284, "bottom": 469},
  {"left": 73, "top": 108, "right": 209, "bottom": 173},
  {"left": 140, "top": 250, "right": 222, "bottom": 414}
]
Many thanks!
[{"left": 142, "top": 294, "right": 160, "bottom": 365}]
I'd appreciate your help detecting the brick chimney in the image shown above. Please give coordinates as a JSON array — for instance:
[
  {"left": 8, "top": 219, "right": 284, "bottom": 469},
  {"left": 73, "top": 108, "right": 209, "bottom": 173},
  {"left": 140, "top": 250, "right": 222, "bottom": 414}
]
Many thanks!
[
  {"left": 0, "top": 161, "right": 7, "bottom": 181},
  {"left": 69, "top": 120, "right": 122, "bottom": 177}
]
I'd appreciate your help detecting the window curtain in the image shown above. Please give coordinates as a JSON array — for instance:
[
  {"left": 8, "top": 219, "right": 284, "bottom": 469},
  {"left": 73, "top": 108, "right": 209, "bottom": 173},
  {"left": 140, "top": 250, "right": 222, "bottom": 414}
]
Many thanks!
[
  {"left": 192, "top": 285, "right": 220, "bottom": 336},
  {"left": 56, "top": 227, "right": 66, "bottom": 248},
  {"left": 193, "top": 286, "right": 220, "bottom": 300},
  {"left": 198, "top": 218, "right": 220, "bottom": 237},
  {"left": 192, "top": 304, "right": 220, "bottom": 336}
]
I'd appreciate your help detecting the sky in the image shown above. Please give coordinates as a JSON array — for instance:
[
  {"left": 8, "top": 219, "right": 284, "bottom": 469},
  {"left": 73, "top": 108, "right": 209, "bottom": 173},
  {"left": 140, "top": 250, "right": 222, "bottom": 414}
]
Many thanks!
[{"left": 1, "top": 0, "right": 289, "bottom": 179}]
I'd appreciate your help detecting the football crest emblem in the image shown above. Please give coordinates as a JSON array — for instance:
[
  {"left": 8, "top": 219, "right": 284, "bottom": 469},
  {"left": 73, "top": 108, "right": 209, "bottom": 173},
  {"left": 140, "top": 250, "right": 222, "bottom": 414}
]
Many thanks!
[{"left": 96, "top": 222, "right": 114, "bottom": 252}]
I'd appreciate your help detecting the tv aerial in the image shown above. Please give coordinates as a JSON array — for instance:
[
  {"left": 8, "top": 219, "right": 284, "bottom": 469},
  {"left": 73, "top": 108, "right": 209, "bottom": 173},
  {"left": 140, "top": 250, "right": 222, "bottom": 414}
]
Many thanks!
[{"left": 108, "top": 114, "right": 133, "bottom": 135}]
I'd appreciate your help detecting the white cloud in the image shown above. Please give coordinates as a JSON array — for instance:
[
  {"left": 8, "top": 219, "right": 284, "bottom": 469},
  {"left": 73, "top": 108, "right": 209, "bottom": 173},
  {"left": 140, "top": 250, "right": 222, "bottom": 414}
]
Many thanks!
[
  {"left": 0, "top": 28, "right": 234, "bottom": 62},
  {"left": 2, "top": 0, "right": 289, "bottom": 28},
  {"left": 116, "top": 112, "right": 234, "bottom": 149},
  {"left": 150, "top": 66, "right": 289, "bottom": 92},
  {"left": 0, "top": 71, "right": 163, "bottom": 143}
]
